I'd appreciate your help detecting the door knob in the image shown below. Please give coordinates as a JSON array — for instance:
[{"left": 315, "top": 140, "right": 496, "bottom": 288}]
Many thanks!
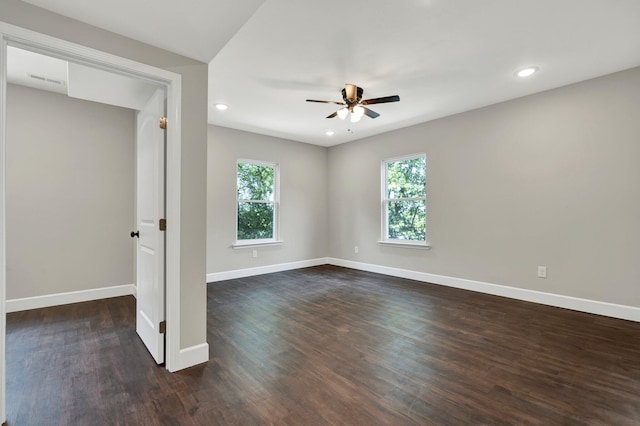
[{"left": 130, "top": 230, "right": 140, "bottom": 238}]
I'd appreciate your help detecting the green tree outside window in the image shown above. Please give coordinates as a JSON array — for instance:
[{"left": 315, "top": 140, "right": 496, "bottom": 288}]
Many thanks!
[
  {"left": 237, "top": 162, "right": 277, "bottom": 240},
  {"left": 384, "top": 156, "right": 426, "bottom": 241}
]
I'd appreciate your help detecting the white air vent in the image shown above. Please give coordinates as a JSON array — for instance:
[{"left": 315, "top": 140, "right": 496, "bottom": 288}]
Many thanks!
[{"left": 27, "top": 73, "right": 66, "bottom": 86}]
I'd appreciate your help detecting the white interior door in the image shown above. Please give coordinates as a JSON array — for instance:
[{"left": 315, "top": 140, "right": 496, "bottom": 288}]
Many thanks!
[{"left": 134, "top": 88, "right": 166, "bottom": 364}]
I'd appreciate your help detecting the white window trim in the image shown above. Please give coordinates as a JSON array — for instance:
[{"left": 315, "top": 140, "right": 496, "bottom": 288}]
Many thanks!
[
  {"left": 377, "top": 240, "right": 431, "bottom": 249},
  {"left": 381, "top": 153, "right": 429, "bottom": 246},
  {"left": 235, "top": 159, "right": 281, "bottom": 246},
  {"left": 232, "top": 240, "right": 283, "bottom": 249}
]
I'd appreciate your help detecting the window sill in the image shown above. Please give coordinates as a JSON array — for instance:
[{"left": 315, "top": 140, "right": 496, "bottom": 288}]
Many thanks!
[
  {"left": 232, "top": 240, "right": 283, "bottom": 249},
  {"left": 377, "top": 240, "right": 431, "bottom": 250}
]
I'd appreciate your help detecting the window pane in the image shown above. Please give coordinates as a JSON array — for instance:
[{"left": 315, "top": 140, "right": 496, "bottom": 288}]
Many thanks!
[
  {"left": 386, "top": 157, "right": 426, "bottom": 199},
  {"left": 237, "top": 202, "right": 274, "bottom": 240},
  {"left": 237, "top": 163, "right": 274, "bottom": 201},
  {"left": 387, "top": 200, "right": 426, "bottom": 240}
]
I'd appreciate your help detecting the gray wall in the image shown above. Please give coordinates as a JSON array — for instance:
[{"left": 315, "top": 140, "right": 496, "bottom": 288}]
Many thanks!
[
  {"left": 2, "top": 0, "right": 208, "bottom": 349},
  {"left": 207, "top": 126, "right": 328, "bottom": 273},
  {"left": 207, "top": 68, "right": 640, "bottom": 309},
  {"left": 328, "top": 67, "right": 640, "bottom": 307},
  {"left": 6, "top": 84, "right": 134, "bottom": 300}
]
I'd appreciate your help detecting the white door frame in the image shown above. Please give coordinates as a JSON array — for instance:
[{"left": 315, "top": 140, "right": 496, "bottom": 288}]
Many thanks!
[{"left": 0, "top": 22, "right": 184, "bottom": 423}]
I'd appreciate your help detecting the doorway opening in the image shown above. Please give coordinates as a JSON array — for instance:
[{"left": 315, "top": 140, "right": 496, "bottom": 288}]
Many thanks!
[{"left": 0, "top": 23, "right": 184, "bottom": 423}]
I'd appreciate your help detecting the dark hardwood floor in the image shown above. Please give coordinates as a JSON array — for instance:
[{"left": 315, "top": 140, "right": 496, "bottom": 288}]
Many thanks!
[{"left": 6, "top": 265, "right": 640, "bottom": 425}]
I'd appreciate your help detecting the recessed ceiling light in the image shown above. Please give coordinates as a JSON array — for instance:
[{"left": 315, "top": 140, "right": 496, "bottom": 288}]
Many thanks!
[
  {"left": 516, "top": 67, "right": 538, "bottom": 78},
  {"left": 325, "top": 131, "right": 335, "bottom": 136},
  {"left": 215, "top": 103, "right": 228, "bottom": 110}
]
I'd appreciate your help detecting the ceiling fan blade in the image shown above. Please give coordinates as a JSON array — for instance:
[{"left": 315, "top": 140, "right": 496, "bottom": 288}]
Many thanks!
[
  {"left": 361, "top": 95, "right": 400, "bottom": 105},
  {"left": 363, "top": 107, "right": 380, "bottom": 119},
  {"left": 306, "top": 99, "right": 346, "bottom": 106},
  {"left": 326, "top": 111, "right": 338, "bottom": 119}
]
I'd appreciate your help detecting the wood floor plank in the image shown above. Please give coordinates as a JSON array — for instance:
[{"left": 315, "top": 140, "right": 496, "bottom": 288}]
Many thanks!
[{"left": 6, "top": 265, "right": 640, "bottom": 424}]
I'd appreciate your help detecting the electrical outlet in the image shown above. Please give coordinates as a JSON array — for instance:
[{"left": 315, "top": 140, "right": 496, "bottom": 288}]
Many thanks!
[
  {"left": 537, "top": 266, "right": 547, "bottom": 278},
  {"left": 252, "top": 250, "right": 258, "bottom": 258},
  {"left": 354, "top": 246, "right": 359, "bottom": 254}
]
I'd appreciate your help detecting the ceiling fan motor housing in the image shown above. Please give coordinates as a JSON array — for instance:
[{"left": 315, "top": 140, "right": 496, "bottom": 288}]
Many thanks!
[{"left": 342, "top": 84, "right": 363, "bottom": 105}]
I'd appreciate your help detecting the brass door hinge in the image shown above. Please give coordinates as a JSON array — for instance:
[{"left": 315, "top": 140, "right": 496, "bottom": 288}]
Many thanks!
[
  {"left": 159, "top": 218, "right": 166, "bottom": 231},
  {"left": 159, "top": 116, "right": 167, "bottom": 129},
  {"left": 159, "top": 320, "right": 166, "bottom": 334}
]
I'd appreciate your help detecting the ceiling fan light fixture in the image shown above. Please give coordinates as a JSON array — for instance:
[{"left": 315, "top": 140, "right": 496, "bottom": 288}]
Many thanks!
[
  {"left": 306, "top": 84, "right": 398, "bottom": 122},
  {"left": 350, "top": 113, "right": 363, "bottom": 123},
  {"left": 350, "top": 105, "right": 365, "bottom": 122}
]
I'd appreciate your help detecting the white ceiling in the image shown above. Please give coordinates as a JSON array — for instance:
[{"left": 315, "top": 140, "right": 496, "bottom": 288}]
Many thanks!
[
  {"left": 19, "top": 0, "right": 266, "bottom": 63},
  {"left": 18, "top": 0, "right": 640, "bottom": 147}
]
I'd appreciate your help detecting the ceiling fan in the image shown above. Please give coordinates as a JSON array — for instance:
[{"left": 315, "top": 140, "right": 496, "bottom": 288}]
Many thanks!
[{"left": 306, "top": 84, "right": 400, "bottom": 122}]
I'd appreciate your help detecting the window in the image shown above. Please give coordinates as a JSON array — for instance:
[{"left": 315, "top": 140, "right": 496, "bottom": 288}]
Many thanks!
[
  {"left": 381, "top": 154, "right": 428, "bottom": 247},
  {"left": 235, "top": 160, "right": 280, "bottom": 246}
]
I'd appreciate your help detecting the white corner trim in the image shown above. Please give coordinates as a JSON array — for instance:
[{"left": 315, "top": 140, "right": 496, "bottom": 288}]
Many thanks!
[
  {"left": 1, "top": 28, "right": 9, "bottom": 426},
  {"left": 207, "top": 257, "right": 329, "bottom": 283},
  {"left": 173, "top": 342, "right": 209, "bottom": 372},
  {"left": 6, "top": 284, "right": 136, "bottom": 313},
  {"left": 327, "top": 258, "right": 640, "bottom": 323}
]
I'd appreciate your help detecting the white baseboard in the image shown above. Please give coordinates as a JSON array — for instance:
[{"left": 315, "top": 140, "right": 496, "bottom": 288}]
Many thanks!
[
  {"left": 174, "top": 342, "right": 209, "bottom": 371},
  {"left": 327, "top": 258, "right": 640, "bottom": 323},
  {"left": 6, "top": 284, "right": 137, "bottom": 313},
  {"left": 206, "top": 257, "right": 329, "bottom": 283}
]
